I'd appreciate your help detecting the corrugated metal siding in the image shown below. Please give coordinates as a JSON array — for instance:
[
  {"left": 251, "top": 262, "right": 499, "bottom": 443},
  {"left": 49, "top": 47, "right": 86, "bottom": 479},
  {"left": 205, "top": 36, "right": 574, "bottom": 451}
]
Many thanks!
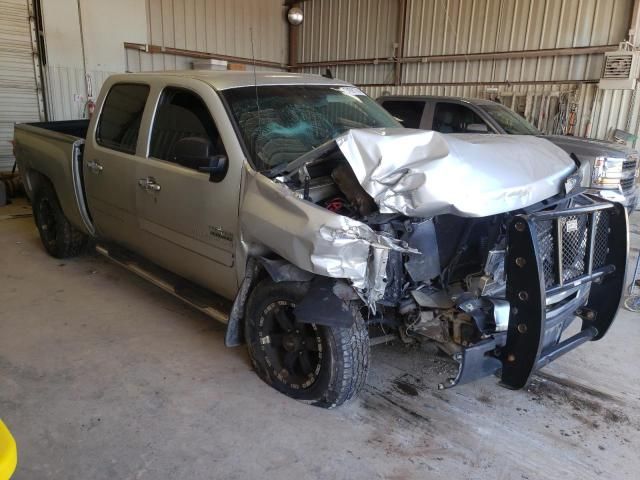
[
  {"left": 298, "top": 0, "right": 638, "bottom": 143},
  {"left": 589, "top": 86, "right": 640, "bottom": 141},
  {"left": 300, "top": 0, "right": 400, "bottom": 62},
  {"left": 145, "top": 0, "right": 288, "bottom": 68},
  {"left": 0, "top": 0, "right": 42, "bottom": 170},
  {"left": 44, "top": 0, "right": 289, "bottom": 119},
  {"left": 299, "top": 0, "right": 632, "bottom": 84},
  {"left": 401, "top": 0, "right": 630, "bottom": 84},
  {"left": 43, "top": 66, "right": 117, "bottom": 120}
]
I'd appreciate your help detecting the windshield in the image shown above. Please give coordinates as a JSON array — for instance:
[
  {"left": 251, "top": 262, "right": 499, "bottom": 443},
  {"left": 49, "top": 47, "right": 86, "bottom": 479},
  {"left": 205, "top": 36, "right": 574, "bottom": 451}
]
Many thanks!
[
  {"left": 479, "top": 103, "right": 540, "bottom": 135},
  {"left": 221, "top": 85, "right": 400, "bottom": 171}
]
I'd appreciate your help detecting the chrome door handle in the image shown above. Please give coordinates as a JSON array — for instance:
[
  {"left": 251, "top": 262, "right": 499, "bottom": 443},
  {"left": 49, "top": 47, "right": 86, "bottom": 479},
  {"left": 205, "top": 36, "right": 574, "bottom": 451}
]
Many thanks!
[
  {"left": 86, "top": 159, "right": 103, "bottom": 174},
  {"left": 138, "top": 177, "right": 161, "bottom": 192}
]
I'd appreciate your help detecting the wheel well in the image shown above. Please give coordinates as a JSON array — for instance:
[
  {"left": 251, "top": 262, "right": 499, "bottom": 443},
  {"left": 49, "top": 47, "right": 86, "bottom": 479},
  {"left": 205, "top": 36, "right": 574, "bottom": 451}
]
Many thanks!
[
  {"left": 224, "top": 256, "right": 363, "bottom": 347},
  {"left": 23, "top": 169, "right": 51, "bottom": 199},
  {"left": 224, "top": 256, "right": 315, "bottom": 347}
]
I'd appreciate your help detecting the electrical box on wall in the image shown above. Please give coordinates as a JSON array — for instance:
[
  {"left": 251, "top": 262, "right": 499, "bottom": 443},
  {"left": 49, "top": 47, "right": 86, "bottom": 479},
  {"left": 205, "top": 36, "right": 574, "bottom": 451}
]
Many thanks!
[
  {"left": 599, "top": 45, "right": 640, "bottom": 90},
  {"left": 191, "top": 59, "right": 228, "bottom": 71}
]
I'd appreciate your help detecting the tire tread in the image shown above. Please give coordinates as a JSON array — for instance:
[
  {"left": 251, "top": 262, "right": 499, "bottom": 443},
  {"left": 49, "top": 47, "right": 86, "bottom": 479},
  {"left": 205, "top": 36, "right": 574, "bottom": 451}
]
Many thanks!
[
  {"left": 245, "top": 280, "right": 369, "bottom": 408},
  {"left": 34, "top": 180, "right": 87, "bottom": 258}
]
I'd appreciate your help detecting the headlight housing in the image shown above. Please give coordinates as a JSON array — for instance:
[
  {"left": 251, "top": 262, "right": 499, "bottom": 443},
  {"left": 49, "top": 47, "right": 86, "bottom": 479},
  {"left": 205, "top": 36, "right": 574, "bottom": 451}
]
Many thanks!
[{"left": 592, "top": 156, "right": 623, "bottom": 189}]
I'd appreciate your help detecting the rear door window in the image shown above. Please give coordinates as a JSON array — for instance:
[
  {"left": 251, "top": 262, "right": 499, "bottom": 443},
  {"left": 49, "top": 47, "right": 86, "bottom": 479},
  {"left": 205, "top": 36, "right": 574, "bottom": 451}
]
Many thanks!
[
  {"left": 380, "top": 100, "right": 425, "bottom": 128},
  {"left": 432, "top": 103, "right": 490, "bottom": 133},
  {"left": 96, "top": 83, "right": 149, "bottom": 154}
]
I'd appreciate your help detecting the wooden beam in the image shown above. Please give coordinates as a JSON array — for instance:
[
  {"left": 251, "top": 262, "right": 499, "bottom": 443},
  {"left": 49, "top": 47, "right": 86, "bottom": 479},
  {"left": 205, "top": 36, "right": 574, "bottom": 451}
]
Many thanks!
[
  {"left": 291, "top": 44, "right": 619, "bottom": 70},
  {"left": 356, "top": 79, "right": 600, "bottom": 88}
]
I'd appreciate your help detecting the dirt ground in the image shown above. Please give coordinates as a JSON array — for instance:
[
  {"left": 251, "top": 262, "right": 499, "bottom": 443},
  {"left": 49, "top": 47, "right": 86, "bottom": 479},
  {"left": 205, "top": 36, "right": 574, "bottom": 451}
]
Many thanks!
[{"left": 1, "top": 198, "right": 639, "bottom": 480}]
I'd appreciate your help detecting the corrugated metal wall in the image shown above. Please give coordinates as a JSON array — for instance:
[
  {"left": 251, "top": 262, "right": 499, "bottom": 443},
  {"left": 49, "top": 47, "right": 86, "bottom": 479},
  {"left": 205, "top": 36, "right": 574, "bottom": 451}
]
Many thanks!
[
  {"left": 43, "top": 66, "right": 117, "bottom": 120},
  {"left": 42, "top": 0, "right": 288, "bottom": 120},
  {"left": 401, "top": 0, "right": 629, "bottom": 84},
  {"left": 126, "top": 0, "right": 288, "bottom": 72},
  {"left": 298, "top": 0, "right": 639, "bottom": 143}
]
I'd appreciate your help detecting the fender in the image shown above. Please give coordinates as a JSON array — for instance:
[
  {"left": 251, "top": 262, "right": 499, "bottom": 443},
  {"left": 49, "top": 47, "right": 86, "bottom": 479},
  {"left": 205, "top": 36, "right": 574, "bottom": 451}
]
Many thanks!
[{"left": 224, "top": 256, "right": 314, "bottom": 347}]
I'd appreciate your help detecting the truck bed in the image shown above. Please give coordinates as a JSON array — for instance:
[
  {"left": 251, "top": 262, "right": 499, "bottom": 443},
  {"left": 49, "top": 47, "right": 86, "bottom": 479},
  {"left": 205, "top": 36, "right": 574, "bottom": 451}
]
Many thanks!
[
  {"left": 22, "top": 119, "right": 90, "bottom": 140},
  {"left": 14, "top": 119, "right": 93, "bottom": 236}
]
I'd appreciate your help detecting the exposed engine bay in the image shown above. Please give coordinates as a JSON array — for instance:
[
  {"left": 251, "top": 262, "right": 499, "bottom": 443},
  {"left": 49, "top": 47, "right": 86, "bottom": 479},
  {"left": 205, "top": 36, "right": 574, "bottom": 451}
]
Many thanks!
[{"left": 276, "top": 144, "right": 515, "bottom": 363}]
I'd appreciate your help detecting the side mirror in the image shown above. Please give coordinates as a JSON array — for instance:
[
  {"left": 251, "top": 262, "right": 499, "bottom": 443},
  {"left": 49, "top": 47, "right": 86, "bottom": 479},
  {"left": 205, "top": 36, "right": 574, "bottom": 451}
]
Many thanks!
[
  {"left": 172, "top": 137, "right": 228, "bottom": 182},
  {"left": 466, "top": 123, "right": 490, "bottom": 133},
  {"left": 198, "top": 155, "right": 228, "bottom": 183}
]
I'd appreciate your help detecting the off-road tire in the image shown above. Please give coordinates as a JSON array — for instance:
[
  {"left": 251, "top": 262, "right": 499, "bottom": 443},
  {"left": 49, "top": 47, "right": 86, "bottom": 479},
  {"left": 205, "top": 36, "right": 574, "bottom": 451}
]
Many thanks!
[
  {"left": 33, "top": 180, "right": 87, "bottom": 258},
  {"left": 244, "top": 279, "right": 369, "bottom": 408}
]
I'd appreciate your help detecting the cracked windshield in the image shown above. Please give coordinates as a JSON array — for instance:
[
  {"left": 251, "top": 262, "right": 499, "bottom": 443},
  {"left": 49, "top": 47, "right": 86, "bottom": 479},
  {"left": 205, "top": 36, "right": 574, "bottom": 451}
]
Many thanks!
[{"left": 222, "top": 85, "right": 399, "bottom": 172}]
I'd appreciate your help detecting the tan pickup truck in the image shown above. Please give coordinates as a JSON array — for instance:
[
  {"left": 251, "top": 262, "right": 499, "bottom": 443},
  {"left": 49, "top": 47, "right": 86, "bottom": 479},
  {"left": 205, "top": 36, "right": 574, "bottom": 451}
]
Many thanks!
[{"left": 14, "top": 71, "right": 628, "bottom": 408}]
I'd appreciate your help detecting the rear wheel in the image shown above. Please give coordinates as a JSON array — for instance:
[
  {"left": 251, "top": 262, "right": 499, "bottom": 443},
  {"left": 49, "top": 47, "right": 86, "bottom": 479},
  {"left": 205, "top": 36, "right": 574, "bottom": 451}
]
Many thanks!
[
  {"left": 33, "top": 181, "right": 87, "bottom": 258},
  {"left": 244, "top": 280, "right": 369, "bottom": 408}
]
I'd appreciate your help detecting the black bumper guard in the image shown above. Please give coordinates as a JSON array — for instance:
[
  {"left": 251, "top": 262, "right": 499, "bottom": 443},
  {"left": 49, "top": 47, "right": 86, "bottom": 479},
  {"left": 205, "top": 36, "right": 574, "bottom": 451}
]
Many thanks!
[
  {"left": 501, "top": 196, "right": 628, "bottom": 389},
  {"left": 445, "top": 195, "right": 628, "bottom": 390}
]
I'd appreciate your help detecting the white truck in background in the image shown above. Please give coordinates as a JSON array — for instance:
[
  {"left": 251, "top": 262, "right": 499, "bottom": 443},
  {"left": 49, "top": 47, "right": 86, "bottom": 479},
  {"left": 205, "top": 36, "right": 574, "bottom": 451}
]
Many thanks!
[{"left": 378, "top": 95, "right": 640, "bottom": 211}]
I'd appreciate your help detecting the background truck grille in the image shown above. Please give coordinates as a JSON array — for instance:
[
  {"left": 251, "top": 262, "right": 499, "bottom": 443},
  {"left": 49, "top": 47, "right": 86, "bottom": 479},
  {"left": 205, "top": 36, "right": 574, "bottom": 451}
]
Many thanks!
[
  {"left": 623, "top": 158, "right": 637, "bottom": 171},
  {"left": 621, "top": 176, "right": 635, "bottom": 192},
  {"left": 535, "top": 210, "right": 610, "bottom": 289}
]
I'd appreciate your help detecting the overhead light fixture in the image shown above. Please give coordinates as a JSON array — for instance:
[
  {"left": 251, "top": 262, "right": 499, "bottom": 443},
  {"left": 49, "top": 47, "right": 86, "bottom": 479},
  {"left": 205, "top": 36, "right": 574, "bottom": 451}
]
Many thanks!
[{"left": 287, "top": 7, "right": 303, "bottom": 25}]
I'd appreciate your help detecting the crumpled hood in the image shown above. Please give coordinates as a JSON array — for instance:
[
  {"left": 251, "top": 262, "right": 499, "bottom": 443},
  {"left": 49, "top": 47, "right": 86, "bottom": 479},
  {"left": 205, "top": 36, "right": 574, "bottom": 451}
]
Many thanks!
[{"left": 335, "top": 128, "right": 576, "bottom": 217}]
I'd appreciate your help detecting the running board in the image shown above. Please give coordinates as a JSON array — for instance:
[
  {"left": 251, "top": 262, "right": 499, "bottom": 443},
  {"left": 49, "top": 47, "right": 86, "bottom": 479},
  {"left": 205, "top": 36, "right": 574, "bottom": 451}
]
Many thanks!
[{"left": 95, "top": 244, "right": 231, "bottom": 324}]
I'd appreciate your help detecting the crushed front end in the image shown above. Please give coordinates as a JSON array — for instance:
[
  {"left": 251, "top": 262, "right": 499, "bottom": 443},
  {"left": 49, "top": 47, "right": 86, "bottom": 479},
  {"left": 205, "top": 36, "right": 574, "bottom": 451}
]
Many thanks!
[
  {"left": 240, "top": 128, "right": 628, "bottom": 390},
  {"left": 340, "top": 191, "right": 628, "bottom": 390}
]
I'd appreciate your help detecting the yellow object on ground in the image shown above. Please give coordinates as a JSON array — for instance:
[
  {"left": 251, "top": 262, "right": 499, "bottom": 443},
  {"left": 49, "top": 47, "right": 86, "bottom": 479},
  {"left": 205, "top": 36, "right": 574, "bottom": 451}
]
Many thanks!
[{"left": 0, "top": 420, "right": 17, "bottom": 480}]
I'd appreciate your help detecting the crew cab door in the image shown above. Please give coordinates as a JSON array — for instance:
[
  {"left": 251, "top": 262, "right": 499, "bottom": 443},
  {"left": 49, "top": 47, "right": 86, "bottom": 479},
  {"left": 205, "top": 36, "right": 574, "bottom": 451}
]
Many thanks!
[
  {"left": 132, "top": 84, "right": 241, "bottom": 299},
  {"left": 83, "top": 82, "right": 150, "bottom": 247}
]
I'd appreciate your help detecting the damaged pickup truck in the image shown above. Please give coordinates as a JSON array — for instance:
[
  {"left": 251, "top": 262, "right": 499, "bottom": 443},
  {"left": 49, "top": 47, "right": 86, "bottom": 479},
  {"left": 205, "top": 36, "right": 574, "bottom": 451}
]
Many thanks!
[{"left": 14, "top": 72, "right": 628, "bottom": 408}]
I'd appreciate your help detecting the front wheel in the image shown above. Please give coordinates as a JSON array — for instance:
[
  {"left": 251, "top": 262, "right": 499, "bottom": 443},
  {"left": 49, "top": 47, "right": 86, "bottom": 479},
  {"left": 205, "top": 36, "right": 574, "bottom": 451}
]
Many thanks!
[{"left": 244, "top": 280, "right": 369, "bottom": 408}]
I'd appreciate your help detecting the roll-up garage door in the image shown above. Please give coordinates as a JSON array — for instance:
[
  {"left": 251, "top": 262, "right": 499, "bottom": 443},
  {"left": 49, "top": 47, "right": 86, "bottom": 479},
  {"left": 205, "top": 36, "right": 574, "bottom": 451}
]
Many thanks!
[{"left": 0, "top": 0, "right": 43, "bottom": 171}]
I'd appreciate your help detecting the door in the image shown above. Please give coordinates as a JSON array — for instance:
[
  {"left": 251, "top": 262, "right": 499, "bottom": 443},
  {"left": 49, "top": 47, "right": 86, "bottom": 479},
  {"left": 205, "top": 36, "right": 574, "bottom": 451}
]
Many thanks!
[
  {"left": 0, "top": 0, "right": 44, "bottom": 171},
  {"left": 83, "top": 82, "right": 149, "bottom": 247},
  {"left": 132, "top": 87, "right": 239, "bottom": 299}
]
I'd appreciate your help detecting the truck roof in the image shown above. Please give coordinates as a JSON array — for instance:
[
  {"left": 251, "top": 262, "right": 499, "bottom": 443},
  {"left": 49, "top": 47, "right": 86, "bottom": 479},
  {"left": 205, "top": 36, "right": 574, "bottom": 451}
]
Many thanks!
[{"left": 117, "top": 70, "right": 352, "bottom": 90}]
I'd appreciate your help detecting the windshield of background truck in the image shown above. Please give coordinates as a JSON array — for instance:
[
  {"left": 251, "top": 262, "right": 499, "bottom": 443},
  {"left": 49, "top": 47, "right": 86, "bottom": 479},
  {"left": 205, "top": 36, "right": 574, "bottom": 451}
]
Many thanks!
[
  {"left": 222, "top": 85, "right": 400, "bottom": 172},
  {"left": 480, "top": 103, "right": 541, "bottom": 135}
]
